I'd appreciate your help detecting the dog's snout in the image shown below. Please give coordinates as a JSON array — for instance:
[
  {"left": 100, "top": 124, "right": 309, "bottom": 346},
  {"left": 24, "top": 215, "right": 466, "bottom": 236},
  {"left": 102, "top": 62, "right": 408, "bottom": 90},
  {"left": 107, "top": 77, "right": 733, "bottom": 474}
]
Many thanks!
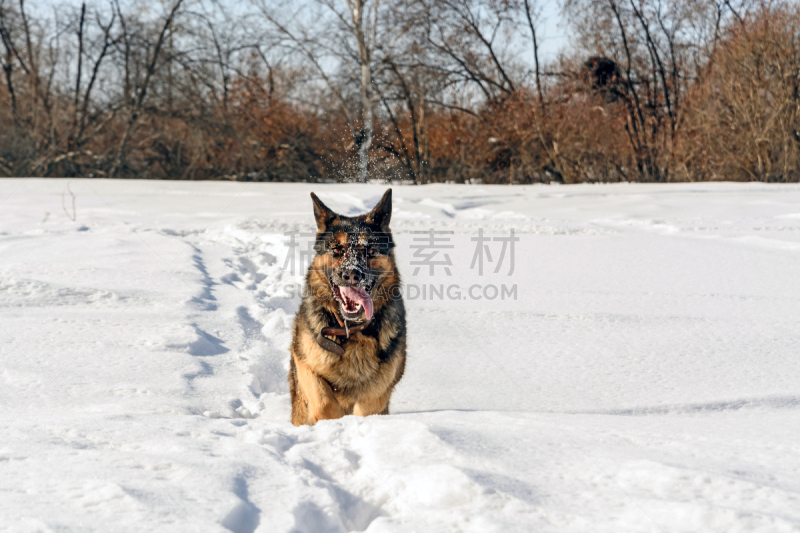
[{"left": 341, "top": 269, "right": 362, "bottom": 285}]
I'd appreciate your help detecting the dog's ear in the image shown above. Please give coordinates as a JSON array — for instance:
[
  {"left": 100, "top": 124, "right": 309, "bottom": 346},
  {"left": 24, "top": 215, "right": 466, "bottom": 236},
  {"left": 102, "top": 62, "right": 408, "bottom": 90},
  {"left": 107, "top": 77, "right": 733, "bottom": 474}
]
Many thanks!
[
  {"left": 366, "top": 188, "right": 392, "bottom": 232},
  {"left": 310, "top": 192, "right": 336, "bottom": 232}
]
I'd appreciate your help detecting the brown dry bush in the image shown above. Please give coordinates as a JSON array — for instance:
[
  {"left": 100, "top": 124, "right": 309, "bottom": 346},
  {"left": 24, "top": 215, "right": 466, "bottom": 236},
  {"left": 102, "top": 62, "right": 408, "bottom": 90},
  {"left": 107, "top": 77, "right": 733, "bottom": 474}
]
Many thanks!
[{"left": 681, "top": 6, "right": 800, "bottom": 182}]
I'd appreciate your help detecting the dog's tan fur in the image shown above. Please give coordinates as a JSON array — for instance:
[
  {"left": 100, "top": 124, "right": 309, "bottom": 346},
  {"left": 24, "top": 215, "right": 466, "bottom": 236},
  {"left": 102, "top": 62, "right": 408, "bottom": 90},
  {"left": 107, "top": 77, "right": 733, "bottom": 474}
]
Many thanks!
[{"left": 289, "top": 189, "right": 406, "bottom": 426}]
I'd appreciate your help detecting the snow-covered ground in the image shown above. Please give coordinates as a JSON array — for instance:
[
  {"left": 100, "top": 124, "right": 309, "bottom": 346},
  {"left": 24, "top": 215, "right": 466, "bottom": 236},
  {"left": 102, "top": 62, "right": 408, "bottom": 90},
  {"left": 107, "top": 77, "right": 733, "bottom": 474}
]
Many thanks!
[{"left": 1, "top": 179, "right": 799, "bottom": 532}]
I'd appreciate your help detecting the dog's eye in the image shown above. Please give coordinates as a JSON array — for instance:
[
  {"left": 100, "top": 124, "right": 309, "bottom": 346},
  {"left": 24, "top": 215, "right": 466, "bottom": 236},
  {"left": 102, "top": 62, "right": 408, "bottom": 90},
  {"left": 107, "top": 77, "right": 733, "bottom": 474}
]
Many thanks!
[{"left": 330, "top": 245, "right": 344, "bottom": 257}]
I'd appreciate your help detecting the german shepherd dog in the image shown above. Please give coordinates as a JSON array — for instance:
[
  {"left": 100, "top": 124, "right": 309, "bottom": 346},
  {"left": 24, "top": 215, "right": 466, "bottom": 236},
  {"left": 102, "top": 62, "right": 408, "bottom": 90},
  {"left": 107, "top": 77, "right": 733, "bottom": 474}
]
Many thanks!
[{"left": 289, "top": 189, "right": 406, "bottom": 426}]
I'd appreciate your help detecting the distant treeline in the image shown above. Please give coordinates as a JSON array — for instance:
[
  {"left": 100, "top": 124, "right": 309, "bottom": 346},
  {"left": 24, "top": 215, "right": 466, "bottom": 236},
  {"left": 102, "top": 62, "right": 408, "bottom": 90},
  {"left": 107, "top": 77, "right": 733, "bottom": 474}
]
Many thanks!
[{"left": 0, "top": 0, "right": 797, "bottom": 183}]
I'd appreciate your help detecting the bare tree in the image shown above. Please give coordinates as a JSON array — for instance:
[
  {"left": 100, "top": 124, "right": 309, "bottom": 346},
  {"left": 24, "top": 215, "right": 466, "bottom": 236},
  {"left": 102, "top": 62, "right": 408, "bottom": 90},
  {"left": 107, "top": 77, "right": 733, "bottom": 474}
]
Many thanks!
[
  {"left": 109, "top": 0, "right": 183, "bottom": 178},
  {"left": 255, "top": 0, "right": 384, "bottom": 182}
]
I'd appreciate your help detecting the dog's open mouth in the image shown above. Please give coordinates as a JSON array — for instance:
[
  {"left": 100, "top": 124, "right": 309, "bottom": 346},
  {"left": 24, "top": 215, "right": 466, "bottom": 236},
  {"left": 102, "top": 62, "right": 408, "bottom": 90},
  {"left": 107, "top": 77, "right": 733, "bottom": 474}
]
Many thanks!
[{"left": 332, "top": 284, "right": 374, "bottom": 321}]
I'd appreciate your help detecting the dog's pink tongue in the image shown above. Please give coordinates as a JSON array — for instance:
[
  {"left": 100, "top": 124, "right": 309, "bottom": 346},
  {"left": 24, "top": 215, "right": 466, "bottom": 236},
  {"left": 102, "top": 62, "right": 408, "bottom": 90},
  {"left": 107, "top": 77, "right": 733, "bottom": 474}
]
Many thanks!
[{"left": 340, "top": 286, "right": 374, "bottom": 320}]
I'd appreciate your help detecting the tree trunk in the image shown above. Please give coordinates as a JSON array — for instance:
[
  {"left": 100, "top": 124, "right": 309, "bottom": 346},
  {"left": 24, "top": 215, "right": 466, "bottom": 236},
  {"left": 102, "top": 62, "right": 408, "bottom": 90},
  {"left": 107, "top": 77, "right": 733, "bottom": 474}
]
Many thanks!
[{"left": 349, "top": 0, "right": 374, "bottom": 183}]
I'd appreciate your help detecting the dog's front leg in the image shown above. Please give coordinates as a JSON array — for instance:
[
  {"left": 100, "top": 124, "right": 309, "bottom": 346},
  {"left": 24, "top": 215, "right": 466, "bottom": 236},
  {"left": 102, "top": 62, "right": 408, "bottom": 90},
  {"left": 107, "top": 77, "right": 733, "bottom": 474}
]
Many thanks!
[
  {"left": 353, "top": 388, "right": 393, "bottom": 417},
  {"left": 293, "top": 358, "right": 344, "bottom": 425}
]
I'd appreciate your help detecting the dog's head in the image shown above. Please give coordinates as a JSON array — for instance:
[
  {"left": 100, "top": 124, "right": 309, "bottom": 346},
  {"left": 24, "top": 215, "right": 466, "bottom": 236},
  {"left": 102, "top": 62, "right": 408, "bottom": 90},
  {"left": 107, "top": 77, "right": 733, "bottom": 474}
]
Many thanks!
[{"left": 308, "top": 189, "right": 397, "bottom": 322}]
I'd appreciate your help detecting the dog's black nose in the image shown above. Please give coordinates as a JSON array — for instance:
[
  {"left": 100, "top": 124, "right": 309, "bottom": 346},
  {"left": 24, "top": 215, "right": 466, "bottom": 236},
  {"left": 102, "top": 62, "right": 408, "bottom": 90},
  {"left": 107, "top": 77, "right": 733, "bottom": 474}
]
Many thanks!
[{"left": 342, "top": 270, "right": 362, "bottom": 284}]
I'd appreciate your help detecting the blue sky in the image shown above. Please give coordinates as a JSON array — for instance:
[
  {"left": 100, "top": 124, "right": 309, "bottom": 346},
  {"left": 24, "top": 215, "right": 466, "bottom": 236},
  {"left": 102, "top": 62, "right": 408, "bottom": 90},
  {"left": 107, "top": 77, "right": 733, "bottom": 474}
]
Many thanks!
[{"left": 536, "top": 0, "right": 570, "bottom": 61}]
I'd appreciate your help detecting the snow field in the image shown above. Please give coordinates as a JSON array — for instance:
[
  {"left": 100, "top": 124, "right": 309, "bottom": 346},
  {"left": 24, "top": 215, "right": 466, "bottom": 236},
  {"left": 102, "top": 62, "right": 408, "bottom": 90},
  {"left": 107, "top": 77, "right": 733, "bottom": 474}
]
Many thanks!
[{"left": 1, "top": 179, "right": 799, "bottom": 532}]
